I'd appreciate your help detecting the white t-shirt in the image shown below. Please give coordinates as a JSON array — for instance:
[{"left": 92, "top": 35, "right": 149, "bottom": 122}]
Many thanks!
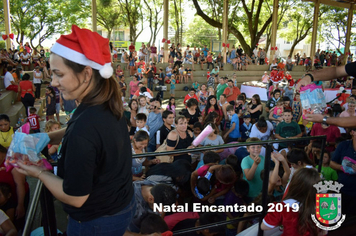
[
  {"left": 21, "top": 53, "right": 31, "bottom": 60},
  {"left": 4, "top": 71, "right": 14, "bottom": 88},
  {"left": 249, "top": 121, "right": 274, "bottom": 141},
  {"left": 33, "top": 71, "right": 42, "bottom": 84},
  {"left": 0, "top": 209, "right": 9, "bottom": 234}
]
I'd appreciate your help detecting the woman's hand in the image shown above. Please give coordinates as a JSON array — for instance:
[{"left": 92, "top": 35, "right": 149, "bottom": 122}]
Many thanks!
[
  {"left": 296, "top": 75, "right": 312, "bottom": 91},
  {"left": 305, "top": 114, "right": 323, "bottom": 123},
  {"left": 272, "top": 152, "right": 284, "bottom": 162},
  {"left": 15, "top": 161, "right": 46, "bottom": 178}
]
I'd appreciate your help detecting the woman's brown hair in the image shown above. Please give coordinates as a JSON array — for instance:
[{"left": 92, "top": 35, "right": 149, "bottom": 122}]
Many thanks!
[
  {"left": 61, "top": 56, "right": 123, "bottom": 120},
  {"left": 284, "top": 168, "right": 320, "bottom": 235}
]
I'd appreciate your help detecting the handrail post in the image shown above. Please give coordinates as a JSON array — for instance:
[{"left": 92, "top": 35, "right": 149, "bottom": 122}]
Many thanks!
[
  {"left": 258, "top": 143, "right": 273, "bottom": 236},
  {"left": 22, "top": 180, "right": 43, "bottom": 236},
  {"left": 40, "top": 186, "right": 58, "bottom": 236}
]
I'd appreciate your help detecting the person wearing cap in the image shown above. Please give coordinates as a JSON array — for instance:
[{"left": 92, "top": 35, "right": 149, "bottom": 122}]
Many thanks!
[{"left": 15, "top": 25, "right": 135, "bottom": 235}]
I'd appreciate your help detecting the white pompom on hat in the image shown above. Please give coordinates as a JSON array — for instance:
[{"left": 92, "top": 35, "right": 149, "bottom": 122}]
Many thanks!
[{"left": 51, "top": 25, "right": 113, "bottom": 79}]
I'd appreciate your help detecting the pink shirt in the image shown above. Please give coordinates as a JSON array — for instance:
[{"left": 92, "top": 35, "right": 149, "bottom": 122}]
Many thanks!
[{"left": 129, "top": 81, "right": 139, "bottom": 95}]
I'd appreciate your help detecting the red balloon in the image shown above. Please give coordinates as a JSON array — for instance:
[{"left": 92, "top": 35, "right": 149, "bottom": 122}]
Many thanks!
[
  {"left": 9, "top": 33, "right": 14, "bottom": 40},
  {"left": 227, "top": 43, "right": 230, "bottom": 48},
  {"left": 167, "top": 40, "right": 171, "bottom": 44},
  {"left": 2, "top": 35, "right": 7, "bottom": 40},
  {"left": 162, "top": 38, "right": 166, "bottom": 43}
]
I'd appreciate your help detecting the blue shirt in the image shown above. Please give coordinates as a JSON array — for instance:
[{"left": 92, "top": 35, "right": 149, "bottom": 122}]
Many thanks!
[
  {"left": 147, "top": 112, "right": 163, "bottom": 147},
  {"left": 332, "top": 140, "right": 356, "bottom": 196},
  {"left": 229, "top": 113, "right": 241, "bottom": 138},
  {"left": 202, "top": 47, "right": 209, "bottom": 57}
]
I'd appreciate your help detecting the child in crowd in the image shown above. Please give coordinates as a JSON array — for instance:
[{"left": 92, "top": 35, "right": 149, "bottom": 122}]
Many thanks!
[
  {"left": 131, "top": 131, "right": 160, "bottom": 181},
  {"left": 166, "top": 97, "right": 176, "bottom": 117},
  {"left": 287, "top": 148, "right": 315, "bottom": 183},
  {"left": 224, "top": 105, "right": 241, "bottom": 142},
  {"left": 192, "top": 81, "right": 199, "bottom": 90},
  {"left": 266, "top": 89, "right": 281, "bottom": 113},
  {"left": 116, "top": 64, "right": 123, "bottom": 80},
  {"left": 261, "top": 168, "right": 323, "bottom": 236},
  {"left": 240, "top": 113, "right": 252, "bottom": 141},
  {"left": 275, "top": 109, "right": 302, "bottom": 150},
  {"left": 0, "top": 183, "right": 15, "bottom": 223},
  {"left": 283, "top": 96, "right": 292, "bottom": 110},
  {"left": 241, "top": 137, "right": 265, "bottom": 200},
  {"left": 140, "top": 213, "right": 170, "bottom": 235},
  {"left": 170, "top": 74, "right": 176, "bottom": 97},
  {"left": 45, "top": 86, "right": 56, "bottom": 121},
  {"left": 316, "top": 151, "right": 338, "bottom": 181},
  {"left": 224, "top": 179, "right": 249, "bottom": 235},
  {"left": 292, "top": 92, "right": 302, "bottom": 122},
  {"left": 196, "top": 151, "right": 221, "bottom": 170},
  {"left": 267, "top": 151, "right": 291, "bottom": 201},
  {"left": 193, "top": 122, "right": 203, "bottom": 138},
  {"left": 27, "top": 107, "right": 42, "bottom": 133},
  {"left": 191, "top": 164, "right": 236, "bottom": 204},
  {"left": 135, "top": 113, "right": 149, "bottom": 135},
  {"left": 138, "top": 95, "right": 149, "bottom": 116},
  {"left": 45, "top": 120, "right": 61, "bottom": 162},
  {"left": 261, "top": 71, "right": 269, "bottom": 83},
  {"left": 269, "top": 98, "right": 284, "bottom": 127}
]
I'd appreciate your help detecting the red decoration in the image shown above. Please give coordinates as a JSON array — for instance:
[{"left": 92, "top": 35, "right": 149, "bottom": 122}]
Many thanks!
[
  {"left": 167, "top": 40, "right": 171, "bottom": 44},
  {"left": 256, "top": 44, "right": 259, "bottom": 46},
  {"left": 162, "top": 38, "right": 166, "bottom": 43},
  {"left": 270, "top": 47, "right": 274, "bottom": 51},
  {"left": 226, "top": 43, "right": 230, "bottom": 48},
  {"left": 275, "top": 47, "right": 278, "bottom": 50},
  {"left": 2, "top": 35, "right": 8, "bottom": 40},
  {"left": 9, "top": 33, "right": 14, "bottom": 40},
  {"left": 222, "top": 43, "right": 226, "bottom": 47}
]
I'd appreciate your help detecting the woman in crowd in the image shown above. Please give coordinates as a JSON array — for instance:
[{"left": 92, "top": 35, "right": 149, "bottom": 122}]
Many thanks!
[
  {"left": 247, "top": 94, "right": 263, "bottom": 124},
  {"left": 202, "top": 95, "right": 223, "bottom": 126},
  {"left": 182, "top": 98, "right": 201, "bottom": 130},
  {"left": 18, "top": 73, "right": 35, "bottom": 116},
  {"left": 15, "top": 25, "right": 135, "bottom": 235},
  {"left": 166, "top": 115, "right": 194, "bottom": 163}
]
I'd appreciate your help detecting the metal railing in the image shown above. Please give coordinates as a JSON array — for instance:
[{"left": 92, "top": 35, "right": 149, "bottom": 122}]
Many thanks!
[{"left": 22, "top": 135, "right": 327, "bottom": 236}]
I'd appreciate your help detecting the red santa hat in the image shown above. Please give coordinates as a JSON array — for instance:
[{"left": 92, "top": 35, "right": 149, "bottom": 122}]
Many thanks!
[{"left": 51, "top": 25, "right": 113, "bottom": 79}]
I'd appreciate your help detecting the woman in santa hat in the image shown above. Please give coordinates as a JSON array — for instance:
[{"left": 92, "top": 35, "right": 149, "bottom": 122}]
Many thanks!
[{"left": 15, "top": 25, "right": 135, "bottom": 235}]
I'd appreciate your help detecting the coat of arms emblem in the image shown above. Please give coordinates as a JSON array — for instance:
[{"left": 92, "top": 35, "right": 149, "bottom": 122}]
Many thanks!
[{"left": 311, "top": 181, "right": 346, "bottom": 230}]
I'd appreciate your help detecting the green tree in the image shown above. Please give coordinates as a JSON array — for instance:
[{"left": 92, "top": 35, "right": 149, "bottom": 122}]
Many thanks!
[
  {"left": 192, "top": 0, "right": 274, "bottom": 56},
  {"left": 10, "top": 0, "right": 89, "bottom": 48},
  {"left": 185, "top": 16, "right": 218, "bottom": 47},
  {"left": 319, "top": 6, "right": 356, "bottom": 53},
  {"left": 117, "top": 0, "right": 144, "bottom": 44},
  {"left": 280, "top": 2, "right": 328, "bottom": 57},
  {"left": 97, "top": 0, "right": 124, "bottom": 40},
  {"left": 143, "top": 0, "right": 163, "bottom": 45}
]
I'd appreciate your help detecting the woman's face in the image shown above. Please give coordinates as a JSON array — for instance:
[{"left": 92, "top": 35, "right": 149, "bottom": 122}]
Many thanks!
[
  {"left": 170, "top": 98, "right": 175, "bottom": 104},
  {"left": 176, "top": 118, "right": 188, "bottom": 132},
  {"left": 209, "top": 97, "right": 216, "bottom": 106},
  {"left": 201, "top": 85, "right": 206, "bottom": 91},
  {"left": 348, "top": 103, "right": 356, "bottom": 112},
  {"left": 274, "top": 92, "right": 280, "bottom": 99},
  {"left": 251, "top": 97, "right": 257, "bottom": 105},
  {"left": 131, "top": 101, "right": 138, "bottom": 110},
  {"left": 134, "top": 140, "right": 148, "bottom": 150},
  {"left": 50, "top": 54, "right": 91, "bottom": 101},
  {"left": 0, "top": 119, "right": 10, "bottom": 132}
]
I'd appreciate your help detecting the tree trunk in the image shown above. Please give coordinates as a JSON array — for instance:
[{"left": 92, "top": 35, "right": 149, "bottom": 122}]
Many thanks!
[
  {"left": 107, "top": 30, "right": 112, "bottom": 41},
  {"left": 288, "top": 43, "right": 297, "bottom": 58}
]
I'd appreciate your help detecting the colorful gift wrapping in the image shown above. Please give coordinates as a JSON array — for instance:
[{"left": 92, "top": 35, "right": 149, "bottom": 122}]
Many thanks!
[
  {"left": 300, "top": 83, "right": 327, "bottom": 118},
  {"left": 5, "top": 131, "right": 53, "bottom": 171}
]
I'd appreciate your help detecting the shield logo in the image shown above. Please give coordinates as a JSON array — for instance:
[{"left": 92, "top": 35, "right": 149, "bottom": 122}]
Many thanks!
[{"left": 315, "top": 193, "right": 342, "bottom": 225}]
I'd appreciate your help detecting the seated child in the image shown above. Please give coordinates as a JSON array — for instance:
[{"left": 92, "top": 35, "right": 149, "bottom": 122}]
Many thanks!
[
  {"left": 0, "top": 183, "right": 16, "bottom": 223},
  {"left": 135, "top": 113, "right": 150, "bottom": 136},
  {"left": 316, "top": 151, "right": 338, "bottom": 181},
  {"left": 268, "top": 99, "right": 284, "bottom": 128},
  {"left": 45, "top": 120, "right": 61, "bottom": 162}
]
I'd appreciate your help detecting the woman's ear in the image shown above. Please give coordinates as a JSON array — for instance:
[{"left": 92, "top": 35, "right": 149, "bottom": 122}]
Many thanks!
[{"left": 83, "top": 66, "right": 93, "bottom": 82}]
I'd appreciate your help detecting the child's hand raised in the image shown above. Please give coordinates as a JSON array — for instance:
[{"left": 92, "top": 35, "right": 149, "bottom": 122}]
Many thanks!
[
  {"left": 252, "top": 156, "right": 261, "bottom": 164},
  {"left": 271, "top": 152, "right": 284, "bottom": 162}
]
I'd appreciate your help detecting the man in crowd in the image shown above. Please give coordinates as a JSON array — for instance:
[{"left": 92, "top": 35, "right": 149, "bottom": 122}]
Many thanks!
[{"left": 223, "top": 79, "right": 241, "bottom": 104}]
